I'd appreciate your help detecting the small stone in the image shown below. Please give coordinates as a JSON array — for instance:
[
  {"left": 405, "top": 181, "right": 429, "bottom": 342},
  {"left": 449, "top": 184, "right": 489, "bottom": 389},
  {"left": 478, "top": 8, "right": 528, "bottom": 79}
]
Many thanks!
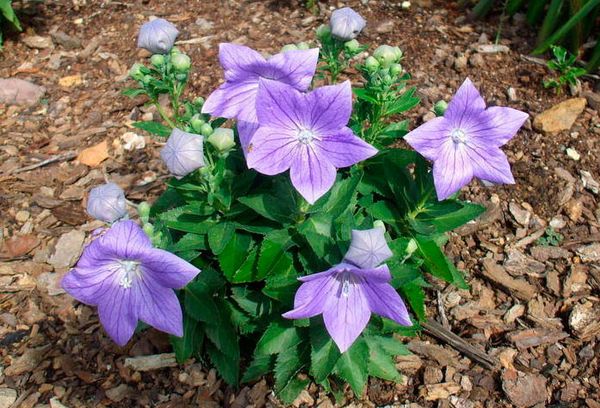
[
  {"left": 580, "top": 170, "right": 599, "bottom": 194},
  {"left": 0, "top": 388, "right": 17, "bottom": 408},
  {"left": 23, "top": 35, "right": 53, "bottom": 49},
  {"left": 565, "top": 147, "right": 580, "bottom": 161},
  {"left": 120, "top": 132, "right": 146, "bottom": 151},
  {"left": 51, "top": 31, "right": 81, "bottom": 49},
  {"left": 105, "top": 384, "right": 131, "bottom": 403},
  {"left": 549, "top": 216, "right": 566, "bottom": 230},
  {"left": 533, "top": 98, "right": 587, "bottom": 134},
  {"left": 59, "top": 74, "right": 83, "bottom": 87},
  {"left": 582, "top": 91, "right": 600, "bottom": 111},
  {"left": 454, "top": 54, "right": 468, "bottom": 72},
  {"left": 376, "top": 20, "right": 394, "bottom": 33},
  {"left": 0, "top": 79, "right": 46, "bottom": 106},
  {"left": 195, "top": 17, "right": 214, "bottom": 31},
  {"left": 501, "top": 370, "right": 547, "bottom": 407},
  {"left": 568, "top": 301, "right": 600, "bottom": 340},
  {"left": 48, "top": 230, "right": 86, "bottom": 270},
  {"left": 509, "top": 202, "right": 531, "bottom": 226},
  {"left": 576, "top": 243, "right": 600, "bottom": 263},
  {"left": 474, "top": 44, "right": 510, "bottom": 53},
  {"left": 507, "top": 87, "right": 517, "bottom": 102},
  {"left": 469, "top": 53, "right": 485, "bottom": 67},
  {"left": 15, "top": 210, "right": 30, "bottom": 223}
]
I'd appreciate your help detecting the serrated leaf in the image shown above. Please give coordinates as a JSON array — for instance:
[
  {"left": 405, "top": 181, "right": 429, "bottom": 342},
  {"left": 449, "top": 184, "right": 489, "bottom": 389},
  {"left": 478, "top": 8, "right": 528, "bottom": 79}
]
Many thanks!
[
  {"left": 334, "top": 338, "right": 369, "bottom": 397},
  {"left": 417, "top": 201, "right": 485, "bottom": 233},
  {"left": 206, "top": 340, "right": 239, "bottom": 385},
  {"left": 415, "top": 236, "right": 468, "bottom": 288},
  {"left": 217, "top": 232, "right": 253, "bottom": 279},
  {"left": 255, "top": 321, "right": 303, "bottom": 356},
  {"left": 171, "top": 313, "right": 203, "bottom": 363},
  {"left": 400, "top": 281, "right": 426, "bottom": 321},
  {"left": 230, "top": 286, "right": 273, "bottom": 318},
  {"left": 256, "top": 229, "right": 293, "bottom": 280},
  {"left": 242, "top": 353, "right": 275, "bottom": 382},
  {"left": 208, "top": 222, "right": 235, "bottom": 255},
  {"left": 167, "top": 233, "right": 208, "bottom": 253},
  {"left": 364, "top": 335, "right": 405, "bottom": 382},
  {"left": 385, "top": 87, "right": 420, "bottom": 115},
  {"left": 310, "top": 323, "right": 341, "bottom": 382},
  {"left": 262, "top": 259, "right": 298, "bottom": 303},
  {"left": 132, "top": 120, "right": 172, "bottom": 137}
]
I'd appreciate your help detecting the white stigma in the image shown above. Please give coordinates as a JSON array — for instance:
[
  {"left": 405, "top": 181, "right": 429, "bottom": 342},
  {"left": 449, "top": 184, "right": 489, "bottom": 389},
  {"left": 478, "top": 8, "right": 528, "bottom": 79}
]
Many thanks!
[
  {"left": 450, "top": 128, "right": 467, "bottom": 144},
  {"left": 297, "top": 129, "right": 315, "bottom": 145},
  {"left": 118, "top": 260, "right": 141, "bottom": 289}
]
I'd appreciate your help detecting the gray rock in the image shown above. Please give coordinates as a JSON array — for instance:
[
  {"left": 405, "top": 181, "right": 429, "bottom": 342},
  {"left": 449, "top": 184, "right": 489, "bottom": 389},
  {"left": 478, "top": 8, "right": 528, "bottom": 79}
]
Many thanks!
[
  {"left": 454, "top": 54, "right": 468, "bottom": 72},
  {"left": 51, "top": 31, "right": 81, "bottom": 49},
  {"left": 0, "top": 388, "right": 17, "bottom": 408},
  {"left": 195, "top": 17, "right": 214, "bottom": 32},
  {"left": 474, "top": 44, "right": 510, "bottom": 53},
  {"left": 469, "top": 53, "right": 485, "bottom": 67},
  {"left": 48, "top": 230, "right": 86, "bottom": 270},
  {"left": 23, "top": 35, "right": 53, "bottom": 49},
  {"left": 582, "top": 91, "right": 600, "bottom": 111},
  {"left": 0, "top": 78, "right": 46, "bottom": 106}
]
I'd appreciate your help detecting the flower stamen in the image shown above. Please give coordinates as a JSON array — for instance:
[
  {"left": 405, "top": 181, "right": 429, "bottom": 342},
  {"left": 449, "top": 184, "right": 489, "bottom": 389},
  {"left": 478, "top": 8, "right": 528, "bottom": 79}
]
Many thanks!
[
  {"left": 118, "top": 260, "right": 142, "bottom": 289},
  {"left": 450, "top": 128, "right": 467, "bottom": 144}
]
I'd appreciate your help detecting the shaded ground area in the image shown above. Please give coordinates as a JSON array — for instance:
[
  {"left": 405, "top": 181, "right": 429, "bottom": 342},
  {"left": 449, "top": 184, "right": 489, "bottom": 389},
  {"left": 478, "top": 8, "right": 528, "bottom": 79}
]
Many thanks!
[{"left": 1, "top": 0, "right": 599, "bottom": 407}]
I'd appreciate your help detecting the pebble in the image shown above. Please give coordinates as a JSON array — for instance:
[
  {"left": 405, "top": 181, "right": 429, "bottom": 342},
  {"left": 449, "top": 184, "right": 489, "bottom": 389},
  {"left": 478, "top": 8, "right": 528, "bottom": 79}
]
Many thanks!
[
  {"left": 0, "top": 79, "right": 46, "bottom": 106},
  {"left": 0, "top": 388, "right": 17, "bottom": 408},
  {"left": 15, "top": 210, "right": 30, "bottom": 223},
  {"left": 121, "top": 132, "right": 146, "bottom": 151},
  {"left": 474, "top": 44, "right": 510, "bottom": 53},
  {"left": 376, "top": 20, "right": 395, "bottom": 33},
  {"left": 23, "top": 35, "right": 53, "bottom": 49},
  {"left": 533, "top": 98, "right": 587, "bottom": 134},
  {"left": 51, "top": 31, "right": 81, "bottom": 49},
  {"left": 507, "top": 87, "right": 517, "bottom": 102},
  {"left": 469, "top": 53, "right": 485, "bottom": 67},
  {"left": 195, "top": 17, "right": 214, "bottom": 31},
  {"left": 565, "top": 147, "right": 580, "bottom": 161},
  {"left": 580, "top": 170, "right": 599, "bottom": 194},
  {"left": 453, "top": 54, "right": 468, "bottom": 72}
]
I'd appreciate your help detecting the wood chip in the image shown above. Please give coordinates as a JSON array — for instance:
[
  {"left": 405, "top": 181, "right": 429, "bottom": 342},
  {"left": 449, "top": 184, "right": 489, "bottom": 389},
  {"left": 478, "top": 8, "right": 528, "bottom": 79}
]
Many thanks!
[
  {"left": 420, "top": 382, "right": 461, "bottom": 401},
  {"left": 507, "top": 328, "right": 568, "bottom": 349},
  {"left": 124, "top": 353, "right": 177, "bottom": 371},
  {"left": 481, "top": 259, "right": 537, "bottom": 300},
  {"left": 501, "top": 369, "right": 547, "bottom": 407}
]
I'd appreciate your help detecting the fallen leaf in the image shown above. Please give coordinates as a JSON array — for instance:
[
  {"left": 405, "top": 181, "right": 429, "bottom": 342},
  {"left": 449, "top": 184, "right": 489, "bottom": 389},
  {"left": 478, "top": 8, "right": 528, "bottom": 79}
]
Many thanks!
[
  {"left": 59, "top": 74, "right": 83, "bottom": 87},
  {"left": 77, "top": 140, "right": 109, "bottom": 167}
]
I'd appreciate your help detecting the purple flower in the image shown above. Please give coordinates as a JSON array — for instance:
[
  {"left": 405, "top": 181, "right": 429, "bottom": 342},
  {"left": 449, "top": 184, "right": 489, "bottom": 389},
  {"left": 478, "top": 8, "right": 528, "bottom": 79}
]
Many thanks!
[
  {"left": 160, "top": 128, "right": 205, "bottom": 179},
  {"left": 330, "top": 7, "right": 366, "bottom": 40},
  {"left": 62, "top": 220, "right": 200, "bottom": 346},
  {"left": 137, "top": 18, "right": 179, "bottom": 54},
  {"left": 283, "top": 263, "right": 411, "bottom": 352},
  {"left": 202, "top": 43, "right": 319, "bottom": 148},
  {"left": 344, "top": 227, "right": 393, "bottom": 269},
  {"left": 404, "top": 78, "right": 528, "bottom": 200},
  {"left": 87, "top": 182, "right": 128, "bottom": 223},
  {"left": 246, "top": 79, "right": 377, "bottom": 204}
]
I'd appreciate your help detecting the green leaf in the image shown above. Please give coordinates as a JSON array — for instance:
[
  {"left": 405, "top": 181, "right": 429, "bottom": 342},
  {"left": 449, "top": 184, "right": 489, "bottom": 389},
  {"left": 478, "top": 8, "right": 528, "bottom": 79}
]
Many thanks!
[
  {"left": 171, "top": 314, "right": 203, "bottom": 363},
  {"left": 203, "top": 299, "right": 240, "bottom": 358},
  {"left": 256, "top": 229, "right": 294, "bottom": 280},
  {"left": 217, "top": 232, "right": 253, "bottom": 279},
  {"left": 417, "top": 201, "right": 486, "bottom": 233},
  {"left": 255, "top": 321, "right": 303, "bottom": 356},
  {"left": 206, "top": 340, "right": 239, "bottom": 385},
  {"left": 275, "top": 346, "right": 309, "bottom": 404},
  {"left": 207, "top": 222, "right": 235, "bottom": 255},
  {"left": 238, "top": 178, "right": 298, "bottom": 223},
  {"left": 167, "top": 233, "right": 208, "bottom": 253},
  {"left": 310, "top": 322, "right": 341, "bottom": 382},
  {"left": 367, "top": 200, "right": 402, "bottom": 225},
  {"left": 230, "top": 286, "right": 273, "bottom": 318},
  {"left": 262, "top": 259, "right": 298, "bottom": 303},
  {"left": 364, "top": 335, "right": 407, "bottom": 381},
  {"left": 415, "top": 236, "right": 468, "bottom": 288},
  {"left": 121, "top": 88, "right": 147, "bottom": 98},
  {"left": 385, "top": 87, "right": 420, "bottom": 115},
  {"left": 353, "top": 87, "right": 378, "bottom": 103},
  {"left": 334, "top": 338, "right": 369, "bottom": 396},
  {"left": 310, "top": 172, "right": 362, "bottom": 218},
  {"left": 0, "top": 0, "right": 21, "bottom": 30},
  {"left": 242, "top": 353, "right": 275, "bottom": 382},
  {"left": 132, "top": 121, "right": 172, "bottom": 137},
  {"left": 229, "top": 248, "right": 260, "bottom": 283},
  {"left": 297, "top": 213, "right": 335, "bottom": 259},
  {"left": 185, "top": 284, "right": 220, "bottom": 324}
]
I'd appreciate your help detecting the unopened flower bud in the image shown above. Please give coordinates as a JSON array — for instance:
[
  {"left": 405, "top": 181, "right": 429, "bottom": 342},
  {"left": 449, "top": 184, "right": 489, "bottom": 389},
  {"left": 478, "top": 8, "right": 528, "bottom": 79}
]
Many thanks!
[
  {"left": 193, "top": 97, "right": 205, "bottom": 107},
  {"left": 137, "top": 18, "right": 179, "bottom": 55},
  {"left": 393, "top": 46, "right": 403, "bottom": 60},
  {"left": 143, "top": 223, "right": 155, "bottom": 237},
  {"left": 374, "top": 45, "right": 398, "bottom": 68},
  {"left": 433, "top": 100, "right": 448, "bottom": 117},
  {"left": 373, "top": 220, "right": 385, "bottom": 229},
  {"left": 401, "top": 1, "right": 411, "bottom": 9},
  {"left": 207, "top": 128, "right": 235, "bottom": 152},
  {"left": 160, "top": 128, "right": 205, "bottom": 179},
  {"left": 390, "top": 63, "right": 403, "bottom": 76},
  {"left": 138, "top": 202, "right": 151, "bottom": 220},
  {"left": 150, "top": 54, "right": 165, "bottom": 67},
  {"left": 406, "top": 238, "right": 418, "bottom": 256},
  {"left": 365, "top": 56, "right": 380, "bottom": 71},
  {"left": 296, "top": 42, "right": 310, "bottom": 50},
  {"left": 316, "top": 24, "right": 331, "bottom": 40},
  {"left": 171, "top": 53, "right": 191, "bottom": 72},
  {"left": 200, "top": 123, "right": 213, "bottom": 137},
  {"left": 129, "top": 63, "right": 145, "bottom": 80},
  {"left": 169, "top": 46, "right": 182, "bottom": 55},
  {"left": 281, "top": 44, "right": 298, "bottom": 52},
  {"left": 190, "top": 114, "right": 205, "bottom": 133},
  {"left": 142, "top": 75, "right": 153, "bottom": 85},
  {"left": 87, "top": 182, "right": 128, "bottom": 223},
  {"left": 330, "top": 7, "right": 366, "bottom": 40},
  {"left": 344, "top": 39, "right": 360, "bottom": 53}
]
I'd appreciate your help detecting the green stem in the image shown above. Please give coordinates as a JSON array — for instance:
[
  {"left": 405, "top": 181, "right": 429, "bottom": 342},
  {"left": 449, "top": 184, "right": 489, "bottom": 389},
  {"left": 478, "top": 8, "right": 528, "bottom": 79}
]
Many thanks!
[{"left": 154, "top": 102, "right": 177, "bottom": 128}]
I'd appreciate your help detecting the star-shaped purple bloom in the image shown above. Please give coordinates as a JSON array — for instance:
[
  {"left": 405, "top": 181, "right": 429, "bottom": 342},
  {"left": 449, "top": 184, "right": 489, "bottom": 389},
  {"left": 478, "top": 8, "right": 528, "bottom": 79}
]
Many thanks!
[
  {"left": 246, "top": 79, "right": 378, "bottom": 204},
  {"left": 404, "top": 78, "right": 528, "bottom": 201},
  {"left": 202, "top": 43, "right": 319, "bottom": 149},
  {"left": 62, "top": 220, "right": 200, "bottom": 346},
  {"left": 283, "top": 227, "right": 411, "bottom": 352}
]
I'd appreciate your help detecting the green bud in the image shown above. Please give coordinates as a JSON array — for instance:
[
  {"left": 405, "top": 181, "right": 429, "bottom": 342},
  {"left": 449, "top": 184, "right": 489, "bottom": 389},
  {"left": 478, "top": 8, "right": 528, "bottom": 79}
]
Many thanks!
[
  {"left": 364, "top": 56, "right": 380, "bottom": 71},
  {"left": 296, "top": 42, "right": 310, "bottom": 50},
  {"left": 129, "top": 63, "right": 145, "bottom": 80},
  {"left": 200, "top": 123, "right": 213, "bottom": 137},
  {"left": 193, "top": 96, "right": 205, "bottom": 107},
  {"left": 171, "top": 53, "right": 191, "bottom": 72},
  {"left": 170, "top": 46, "right": 182, "bottom": 55},
  {"left": 433, "top": 100, "right": 448, "bottom": 117},
  {"left": 281, "top": 44, "right": 298, "bottom": 52},
  {"left": 406, "top": 238, "right": 418, "bottom": 256},
  {"left": 190, "top": 114, "right": 205, "bottom": 133},
  {"left": 316, "top": 24, "right": 331, "bottom": 40},
  {"left": 142, "top": 75, "right": 153, "bottom": 85},
  {"left": 138, "top": 202, "right": 151, "bottom": 220},
  {"left": 374, "top": 45, "right": 398, "bottom": 68},
  {"left": 390, "top": 63, "right": 403, "bottom": 76},
  {"left": 382, "top": 74, "right": 393, "bottom": 84},
  {"left": 150, "top": 54, "right": 165, "bottom": 67},
  {"left": 393, "top": 46, "right": 403, "bottom": 60},
  {"left": 344, "top": 39, "right": 360, "bottom": 53},
  {"left": 143, "top": 223, "right": 155, "bottom": 237},
  {"left": 207, "top": 127, "right": 235, "bottom": 152},
  {"left": 373, "top": 220, "right": 385, "bottom": 229}
]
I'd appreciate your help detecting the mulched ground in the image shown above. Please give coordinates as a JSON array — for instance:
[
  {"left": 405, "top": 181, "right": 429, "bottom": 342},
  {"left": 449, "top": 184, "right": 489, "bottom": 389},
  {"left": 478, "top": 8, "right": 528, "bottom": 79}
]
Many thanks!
[{"left": 1, "top": 0, "right": 599, "bottom": 407}]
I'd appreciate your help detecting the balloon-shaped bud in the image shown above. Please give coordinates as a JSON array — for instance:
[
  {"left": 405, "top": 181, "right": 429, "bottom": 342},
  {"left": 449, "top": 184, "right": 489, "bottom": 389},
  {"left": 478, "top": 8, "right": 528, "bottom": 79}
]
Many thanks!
[
  {"left": 129, "top": 63, "right": 145, "bottom": 80},
  {"left": 150, "top": 54, "right": 165, "bottom": 67},
  {"left": 433, "top": 100, "right": 449, "bottom": 117},
  {"left": 171, "top": 53, "right": 191, "bottom": 72},
  {"left": 374, "top": 45, "right": 398, "bottom": 68},
  {"left": 86, "top": 182, "right": 128, "bottom": 223},
  {"left": 344, "top": 39, "right": 360, "bottom": 53},
  {"left": 207, "top": 128, "right": 235, "bottom": 152},
  {"left": 160, "top": 129, "right": 205, "bottom": 179},
  {"left": 365, "top": 56, "right": 380, "bottom": 71},
  {"left": 330, "top": 7, "right": 366, "bottom": 40},
  {"left": 200, "top": 123, "right": 213, "bottom": 137},
  {"left": 137, "top": 18, "right": 179, "bottom": 55},
  {"left": 316, "top": 24, "right": 331, "bottom": 40}
]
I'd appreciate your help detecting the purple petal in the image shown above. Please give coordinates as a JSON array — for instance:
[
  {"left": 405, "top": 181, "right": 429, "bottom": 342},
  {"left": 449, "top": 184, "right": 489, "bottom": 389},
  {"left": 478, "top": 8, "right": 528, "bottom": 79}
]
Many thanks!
[
  {"left": 469, "top": 106, "right": 529, "bottom": 147},
  {"left": 344, "top": 230, "right": 393, "bottom": 269},
  {"left": 237, "top": 120, "right": 259, "bottom": 154},
  {"left": 307, "top": 81, "right": 353, "bottom": 132},
  {"left": 403, "top": 117, "right": 453, "bottom": 161},
  {"left": 202, "top": 81, "right": 259, "bottom": 122},
  {"left": 136, "top": 277, "right": 184, "bottom": 337},
  {"left": 255, "top": 78, "right": 310, "bottom": 130},
  {"left": 139, "top": 248, "right": 200, "bottom": 289},
  {"left": 322, "top": 274, "right": 371, "bottom": 353},
  {"left": 466, "top": 144, "right": 515, "bottom": 185},
  {"left": 267, "top": 48, "right": 319, "bottom": 90},
  {"left": 362, "top": 281, "right": 412, "bottom": 326},
  {"left": 282, "top": 272, "right": 337, "bottom": 320},
  {"left": 97, "top": 284, "right": 139, "bottom": 346},
  {"left": 289, "top": 145, "right": 337, "bottom": 204},
  {"left": 351, "top": 265, "right": 392, "bottom": 283},
  {"left": 316, "top": 127, "right": 378, "bottom": 169},
  {"left": 245, "top": 126, "right": 299, "bottom": 175},
  {"left": 444, "top": 78, "right": 486, "bottom": 128},
  {"left": 96, "top": 220, "right": 153, "bottom": 260},
  {"left": 62, "top": 265, "right": 119, "bottom": 306},
  {"left": 432, "top": 141, "right": 474, "bottom": 200},
  {"left": 218, "top": 43, "right": 265, "bottom": 82}
]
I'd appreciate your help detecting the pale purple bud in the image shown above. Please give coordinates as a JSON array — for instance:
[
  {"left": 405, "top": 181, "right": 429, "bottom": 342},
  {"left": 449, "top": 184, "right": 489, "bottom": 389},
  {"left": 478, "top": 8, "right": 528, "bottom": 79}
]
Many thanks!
[
  {"left": 137, "top": 18, "right": 179, "bottom": 54},
  {"left": 330, "top": 7, "right": 366, "bottom": 41},
  {"left": 87, "top": 183, "right": 128, "bottom": 223},
  {"left": 160, "top": 128, "right": 205, "bottom": 179}
]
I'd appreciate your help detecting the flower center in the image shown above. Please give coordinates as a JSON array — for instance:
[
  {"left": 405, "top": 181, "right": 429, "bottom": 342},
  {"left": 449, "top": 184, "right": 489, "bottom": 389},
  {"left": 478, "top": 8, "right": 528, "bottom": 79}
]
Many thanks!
[
  {"left": 450, "top": 128, "right": 467, "bottom": 144},
  {"left": 118, "top": 260, "right": 142, "bottom": 289},
  {"left": 338, "top": 271, "right": 359, "bottom": 298},
  {"left": 297, "top": 129, "right": 315, "bottom": 145}
]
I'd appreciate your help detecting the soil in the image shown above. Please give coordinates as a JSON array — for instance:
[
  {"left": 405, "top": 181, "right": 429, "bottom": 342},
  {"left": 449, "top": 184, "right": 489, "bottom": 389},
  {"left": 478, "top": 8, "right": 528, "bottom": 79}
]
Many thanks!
[{"left": 1, "top": 0, "right": 599, "bottom": 407}]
